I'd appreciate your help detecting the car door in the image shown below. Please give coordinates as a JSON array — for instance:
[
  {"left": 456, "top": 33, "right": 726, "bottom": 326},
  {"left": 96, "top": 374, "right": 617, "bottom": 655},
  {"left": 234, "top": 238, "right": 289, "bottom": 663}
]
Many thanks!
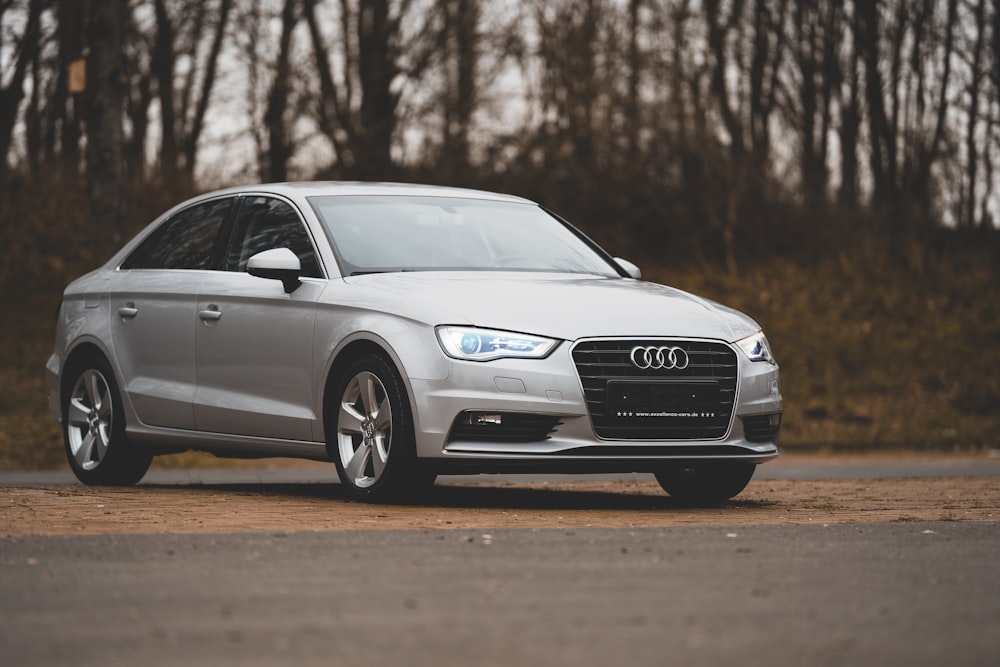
[
  {"left": 110, "top": 197, "right": 234, "bottom": 429},
  {"left": 193, "top": 195, "right": 325, "bottom": 442}
]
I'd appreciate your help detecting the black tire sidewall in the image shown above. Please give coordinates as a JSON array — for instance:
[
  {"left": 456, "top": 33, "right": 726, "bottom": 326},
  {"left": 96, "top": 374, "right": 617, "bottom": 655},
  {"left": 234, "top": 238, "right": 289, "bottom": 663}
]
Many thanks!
[
  {"left": 61, "top": 354, "right": 150, "bottom": 486},
  {"left": 655, "top": 462, "right": 756, "bottom": 503},
  {"left": 329, "top": 353, "right": 420, "bottom": 502}
]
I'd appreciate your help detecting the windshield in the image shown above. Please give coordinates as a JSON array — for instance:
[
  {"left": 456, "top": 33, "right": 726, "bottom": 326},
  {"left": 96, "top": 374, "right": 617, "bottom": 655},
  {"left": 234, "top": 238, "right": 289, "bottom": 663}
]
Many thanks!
[{"left": 308, "top": 195, "right": 620, "bottom": 277}]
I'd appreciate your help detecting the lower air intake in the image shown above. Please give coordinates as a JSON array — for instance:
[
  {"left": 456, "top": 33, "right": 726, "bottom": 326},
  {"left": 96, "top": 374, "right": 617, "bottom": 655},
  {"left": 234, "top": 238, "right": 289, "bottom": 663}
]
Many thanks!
[{"left": 447, "top": 412, "right": 562, "bottom": 444}]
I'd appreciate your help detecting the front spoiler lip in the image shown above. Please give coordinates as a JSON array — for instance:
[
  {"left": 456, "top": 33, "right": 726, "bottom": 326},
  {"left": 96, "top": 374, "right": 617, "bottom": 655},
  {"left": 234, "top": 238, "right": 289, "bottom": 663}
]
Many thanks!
[
  {"left": 441, "top": 447, "right": 778, "bottom": 461},
  {"left": 441, "top": 438, "right": 779, "bottom": 466},
  {"left": 428, "top": 447, "right": 779, "bottom": 475}
]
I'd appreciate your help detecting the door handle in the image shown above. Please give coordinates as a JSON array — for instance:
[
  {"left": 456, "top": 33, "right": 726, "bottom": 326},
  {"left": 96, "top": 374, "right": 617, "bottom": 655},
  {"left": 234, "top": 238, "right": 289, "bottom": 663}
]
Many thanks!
[
  {"left": 198, "top": 306, "right": 222, "bottom": 322},
  {"left": 117, "top": 303, "right": 138, "bottom": 319}
]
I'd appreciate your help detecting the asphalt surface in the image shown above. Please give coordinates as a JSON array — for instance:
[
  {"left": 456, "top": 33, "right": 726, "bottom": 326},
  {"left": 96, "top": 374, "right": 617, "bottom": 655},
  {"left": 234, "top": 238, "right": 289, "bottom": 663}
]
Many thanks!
[
  {"left": 3, "top": 459, "right": 999, "bottom": 665},
  {"left": 2, "top": 522, "right": 998, "bottom": 667}
]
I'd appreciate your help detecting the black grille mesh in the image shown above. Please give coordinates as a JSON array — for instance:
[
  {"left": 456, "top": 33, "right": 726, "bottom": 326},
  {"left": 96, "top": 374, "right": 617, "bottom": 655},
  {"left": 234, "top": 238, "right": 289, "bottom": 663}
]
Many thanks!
[{"left": 572, "top": 339, "right": 738, "bottom": 440}]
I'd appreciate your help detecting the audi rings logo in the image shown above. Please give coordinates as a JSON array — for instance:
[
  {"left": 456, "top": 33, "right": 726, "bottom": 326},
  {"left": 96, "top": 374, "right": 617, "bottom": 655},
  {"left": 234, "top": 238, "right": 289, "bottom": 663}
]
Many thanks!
[{"left": 630, "top": 345, "right": 690, "bottom": 370}]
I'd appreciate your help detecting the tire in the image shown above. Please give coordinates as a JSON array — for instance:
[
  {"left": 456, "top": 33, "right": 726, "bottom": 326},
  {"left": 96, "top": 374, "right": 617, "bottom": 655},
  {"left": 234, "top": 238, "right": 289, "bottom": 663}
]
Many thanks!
[
  {"left": 654, "top": 462, "right": 756, "bottom": 502},
  {"left": 328, "top": 353, "right": 435, "bottom": 502},
  {"left": 62, "top": 355, "right": 152, "bottom": 486}
]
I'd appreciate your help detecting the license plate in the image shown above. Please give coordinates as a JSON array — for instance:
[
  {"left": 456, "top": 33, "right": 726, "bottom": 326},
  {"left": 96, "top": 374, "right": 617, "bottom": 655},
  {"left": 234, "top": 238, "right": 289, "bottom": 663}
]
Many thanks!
[{"left": 605, "top": 381, "right": 720, "bottom": 419}]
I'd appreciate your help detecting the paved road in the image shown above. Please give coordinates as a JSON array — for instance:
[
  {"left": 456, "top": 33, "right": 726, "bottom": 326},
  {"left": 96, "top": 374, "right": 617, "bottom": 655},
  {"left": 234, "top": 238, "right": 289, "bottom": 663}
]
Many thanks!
[
  {"left": 3, "top": 459, "right": 998, "bottom": 665},
  {"left": 2, "top": 522, "right": 997, "bottom": 666}
]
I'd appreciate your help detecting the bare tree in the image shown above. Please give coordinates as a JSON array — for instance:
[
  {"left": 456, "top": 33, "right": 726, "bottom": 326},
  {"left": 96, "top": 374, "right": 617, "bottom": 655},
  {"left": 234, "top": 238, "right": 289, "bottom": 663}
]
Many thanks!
[
  {"left": 264, "top": 0, "right": 300, "bottom": 182},
  {"left": 151, "top": 0, "right": 233, "bottom": 187},
  {"left": 50, "top": 0, "right": 85, "bottom": 177},
  {"left": 305, "top": 0, "right": 432, "bottom": 179},
  {"left": 84, "top": 0, "right": 128, "bottom": 259},
  {"left": 439, "top": 0, "right": 479, "bottom": 178},
  {"left": 965, "top": 0, "right": 988, "bottom": 228},
  {"left": 0, "top": 0, "right": 43, "bottom": 182},
  {"left": 788, "top": 0, "right": 839, "bottom": 207},
  {"left": 123, "top": 6, "right": 154, "bottom": 188}
]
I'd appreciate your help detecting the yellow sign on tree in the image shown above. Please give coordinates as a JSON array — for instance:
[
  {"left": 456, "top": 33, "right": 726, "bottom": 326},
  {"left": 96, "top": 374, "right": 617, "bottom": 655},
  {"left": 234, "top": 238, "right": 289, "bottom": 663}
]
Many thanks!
[{"left": 68, "top": 58, "right": 86, "bottom": 94}]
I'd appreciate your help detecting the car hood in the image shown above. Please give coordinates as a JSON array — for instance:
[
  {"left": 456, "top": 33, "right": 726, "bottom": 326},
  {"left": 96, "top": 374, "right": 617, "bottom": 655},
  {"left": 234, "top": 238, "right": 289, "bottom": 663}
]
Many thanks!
[{"left": 338, "top": 272, "right": 760, "bottom": 342}]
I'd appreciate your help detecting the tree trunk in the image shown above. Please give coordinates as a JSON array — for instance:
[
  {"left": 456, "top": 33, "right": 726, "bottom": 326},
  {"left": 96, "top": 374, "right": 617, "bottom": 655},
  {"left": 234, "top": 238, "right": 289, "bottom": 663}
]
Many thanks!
[
  {"left": 356, "top": 0, "right": 400, "bottom": 179},
  {"left": 265, "top": 0, "right": 299, "bottom": 182},
  {"left": 183, "top": 0, "right": 234, "bottom": 179},
  {"left": 855, "top": 0, "right": 894, "bottom": 206},
  {"left": 451, "top": 0, "right": 479, "bottom": 175},
  {"left": 965, "top": 0, "right": 987, "bottom": 228},
  {"left": 52, "top": 0, "right": 85, "bottom": 176},
  {"left": 626, "top": 0, "right": 641, "bottom": 164},
  {"left": 85, "top": 0, "right": 128, "bottom": 261},
  {"left": 304, "top": 0, "right": 356, "bottom": 173},
  {"left": 0, "top": 0, "right": 43, "bottom": 183},
  {"left": 838, "top": 13, "right": 860, "bottom": 208},
  {"left": 153, "top": 0, "right": 178, "bottom": 184}
]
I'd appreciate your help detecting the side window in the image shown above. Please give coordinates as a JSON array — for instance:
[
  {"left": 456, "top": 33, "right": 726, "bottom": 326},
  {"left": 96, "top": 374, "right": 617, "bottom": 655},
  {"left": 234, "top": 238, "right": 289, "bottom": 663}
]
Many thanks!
[
  {"left": 226, "top": 196, "right": 323, "bottom": 278},
  {"left": 122, "top": 199, "right": 232, "bottom": 270}
]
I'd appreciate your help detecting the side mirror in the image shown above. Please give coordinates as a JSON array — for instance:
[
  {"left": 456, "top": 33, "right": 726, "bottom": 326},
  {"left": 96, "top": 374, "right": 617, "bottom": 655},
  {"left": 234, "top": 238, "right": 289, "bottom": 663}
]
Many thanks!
[
  {"left": 247, "top": 248, "right": 302, "bottom": 293},
  {"left": 613, "top": 257, "right": 642, "bottom": 280}
]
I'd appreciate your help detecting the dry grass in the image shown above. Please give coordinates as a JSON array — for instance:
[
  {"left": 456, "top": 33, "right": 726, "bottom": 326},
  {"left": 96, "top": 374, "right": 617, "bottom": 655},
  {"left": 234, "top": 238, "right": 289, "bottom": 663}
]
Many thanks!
[{"left": 0, "top": 291, "right": 64, "bottom": 469}]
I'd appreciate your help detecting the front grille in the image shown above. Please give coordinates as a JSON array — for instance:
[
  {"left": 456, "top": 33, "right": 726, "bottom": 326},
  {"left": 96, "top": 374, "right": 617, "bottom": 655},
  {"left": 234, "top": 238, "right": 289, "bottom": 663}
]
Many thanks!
[
  {"left": 572, "top": 339, "right": 738, "bottom": 440},
  {"left": 742, "top": 414, "right": 781, "bottom": 443},
  {"left": 447, "top": 412, "right": 563, "bottom": 444}
]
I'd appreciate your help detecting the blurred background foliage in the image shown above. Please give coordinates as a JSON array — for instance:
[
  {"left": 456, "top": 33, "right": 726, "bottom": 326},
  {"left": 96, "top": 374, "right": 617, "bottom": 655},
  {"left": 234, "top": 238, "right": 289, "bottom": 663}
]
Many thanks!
[{"left": 1, "top": 0, "right": 999, "bottom": 468}]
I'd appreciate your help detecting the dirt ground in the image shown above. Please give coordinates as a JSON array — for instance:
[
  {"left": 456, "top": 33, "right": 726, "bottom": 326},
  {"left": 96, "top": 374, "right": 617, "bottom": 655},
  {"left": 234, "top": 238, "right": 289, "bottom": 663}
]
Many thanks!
[{"left": 2, "top": 453, "right": 998, "bottom": 537}]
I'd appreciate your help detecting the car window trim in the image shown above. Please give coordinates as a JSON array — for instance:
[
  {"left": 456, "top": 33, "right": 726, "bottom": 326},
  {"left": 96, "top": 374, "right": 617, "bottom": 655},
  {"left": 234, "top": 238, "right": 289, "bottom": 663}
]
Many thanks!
[
  {"left": 117, "top": 195, "right": 238, "bottom": 272},
  {"left": 222, "top": 193, "right": 329, "bottom": 280}
]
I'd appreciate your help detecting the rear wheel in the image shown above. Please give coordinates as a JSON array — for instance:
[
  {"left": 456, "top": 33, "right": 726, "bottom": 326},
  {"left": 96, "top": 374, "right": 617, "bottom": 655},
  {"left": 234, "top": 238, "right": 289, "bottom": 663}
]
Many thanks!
[
  {"left": 62, "top": 355, "right": 152, "bottom": 486},
  {"left": 654, "top": 462, "right": 756, "bottom": 502},
  {"left": 329, "top": 353, "right": 435, "bottom": 502}
]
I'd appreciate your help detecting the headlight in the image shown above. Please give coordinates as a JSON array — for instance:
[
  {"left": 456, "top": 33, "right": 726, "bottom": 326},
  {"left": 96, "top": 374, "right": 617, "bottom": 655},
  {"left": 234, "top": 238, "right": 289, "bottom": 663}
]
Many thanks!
[
  {"left": 736, "top": 331, "right": 776, "bottom": 364},
  {"left": 436, "top": 326, "right": 558, "bottom": 361}
]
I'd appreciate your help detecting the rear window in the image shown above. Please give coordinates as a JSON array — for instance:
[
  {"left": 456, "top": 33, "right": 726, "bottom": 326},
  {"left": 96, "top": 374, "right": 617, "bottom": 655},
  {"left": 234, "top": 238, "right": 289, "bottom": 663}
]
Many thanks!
[{"left": 122, "top": 198, "right": 232, "bottom": 270}]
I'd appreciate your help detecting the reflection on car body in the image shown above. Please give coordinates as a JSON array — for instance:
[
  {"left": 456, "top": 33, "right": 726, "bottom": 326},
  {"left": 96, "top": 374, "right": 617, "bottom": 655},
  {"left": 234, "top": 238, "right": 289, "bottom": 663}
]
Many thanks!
[{"left": 46, "top": 182, "right": 782, "bottom": 502}]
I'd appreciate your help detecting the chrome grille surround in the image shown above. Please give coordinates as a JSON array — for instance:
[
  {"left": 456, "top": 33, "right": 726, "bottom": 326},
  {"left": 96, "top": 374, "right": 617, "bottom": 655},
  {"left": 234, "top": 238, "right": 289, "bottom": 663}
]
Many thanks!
[{"left": 571, "top": 338, "right": 739, "bottom": 440}]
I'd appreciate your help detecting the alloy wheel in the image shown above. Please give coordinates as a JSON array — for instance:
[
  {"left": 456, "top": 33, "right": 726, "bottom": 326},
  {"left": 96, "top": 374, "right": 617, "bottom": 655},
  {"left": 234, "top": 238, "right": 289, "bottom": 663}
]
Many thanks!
[
  {"left": 66, "top": 369, "right": 113, "bottom": 471},
  {"left": 337, "top": 371, "right": 393, "bottom": 489}
]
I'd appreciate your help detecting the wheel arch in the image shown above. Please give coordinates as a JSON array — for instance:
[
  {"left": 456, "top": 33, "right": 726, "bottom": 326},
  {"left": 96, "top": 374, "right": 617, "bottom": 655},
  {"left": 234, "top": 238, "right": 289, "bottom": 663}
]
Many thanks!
[
  {"left": 60, "top": 342, "right": 114, "bottom": 401},
  {"left": 59, "top": 339, "right": 141, "bottom": 430},
  {"left": 320, "top": 336, "right": 417, "bottom": 445}
]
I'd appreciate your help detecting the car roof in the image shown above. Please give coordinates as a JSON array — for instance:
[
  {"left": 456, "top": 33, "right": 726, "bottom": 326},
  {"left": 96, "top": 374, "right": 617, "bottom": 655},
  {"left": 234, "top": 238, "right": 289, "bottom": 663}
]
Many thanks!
[{"left": 201, "top": 181, "right": 535, "bottom": 205}]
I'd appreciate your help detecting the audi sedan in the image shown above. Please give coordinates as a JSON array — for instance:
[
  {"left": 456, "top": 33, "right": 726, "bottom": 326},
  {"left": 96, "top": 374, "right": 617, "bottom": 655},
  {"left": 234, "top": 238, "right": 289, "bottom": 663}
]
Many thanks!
[{"left": 46, "top": 182, "right": 782, "bottom": 502}]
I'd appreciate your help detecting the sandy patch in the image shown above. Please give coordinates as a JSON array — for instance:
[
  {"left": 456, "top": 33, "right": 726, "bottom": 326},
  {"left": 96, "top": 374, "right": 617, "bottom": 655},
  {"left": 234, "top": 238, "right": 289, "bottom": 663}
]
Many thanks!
[{"left": 2, "top": 472, "right": 997, "bottom": 537}]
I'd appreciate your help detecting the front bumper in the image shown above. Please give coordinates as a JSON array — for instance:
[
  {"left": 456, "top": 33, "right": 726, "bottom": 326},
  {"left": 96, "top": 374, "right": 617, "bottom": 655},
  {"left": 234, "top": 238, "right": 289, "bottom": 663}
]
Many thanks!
[
  {"left": 45, "top": 353, "right": 63, "bottom": 424},
  {"left": 407, "top": 339, "right": 782, "bottom": 472}
]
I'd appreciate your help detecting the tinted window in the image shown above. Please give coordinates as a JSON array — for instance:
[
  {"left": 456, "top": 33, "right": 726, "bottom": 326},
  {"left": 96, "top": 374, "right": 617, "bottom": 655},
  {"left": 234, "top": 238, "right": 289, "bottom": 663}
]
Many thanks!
[
  {"left": 226, "top": 196, "right": 323, "bottom": 278},
  {"left": 122, "top": 198, "right": 232, "bottom": 270}
]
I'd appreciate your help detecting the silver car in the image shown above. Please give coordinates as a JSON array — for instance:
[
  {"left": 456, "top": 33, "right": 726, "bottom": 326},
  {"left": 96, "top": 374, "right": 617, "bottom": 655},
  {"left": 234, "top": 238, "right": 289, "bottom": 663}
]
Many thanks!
[{"left": 46, "top": 182, "right": 782, "bottom": 502}]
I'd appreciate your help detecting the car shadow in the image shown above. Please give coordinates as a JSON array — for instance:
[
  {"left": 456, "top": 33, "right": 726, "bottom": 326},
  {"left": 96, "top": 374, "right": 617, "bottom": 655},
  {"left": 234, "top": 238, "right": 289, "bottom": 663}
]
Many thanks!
[{"left": 140, "top": 480, "right": 774, "bottom": 511}]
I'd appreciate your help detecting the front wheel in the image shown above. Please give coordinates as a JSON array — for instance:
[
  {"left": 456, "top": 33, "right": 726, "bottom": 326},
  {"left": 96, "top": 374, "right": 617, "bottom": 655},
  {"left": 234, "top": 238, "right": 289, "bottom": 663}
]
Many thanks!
[
  {"left": 329, "top": 354, "right": 434, "bottom": 502},
  {"left": 62, "top": 355, "right": 152, "bottom": 486},
  {"left": 654, "top": 462, "right": 756, "bottom": 503}
]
